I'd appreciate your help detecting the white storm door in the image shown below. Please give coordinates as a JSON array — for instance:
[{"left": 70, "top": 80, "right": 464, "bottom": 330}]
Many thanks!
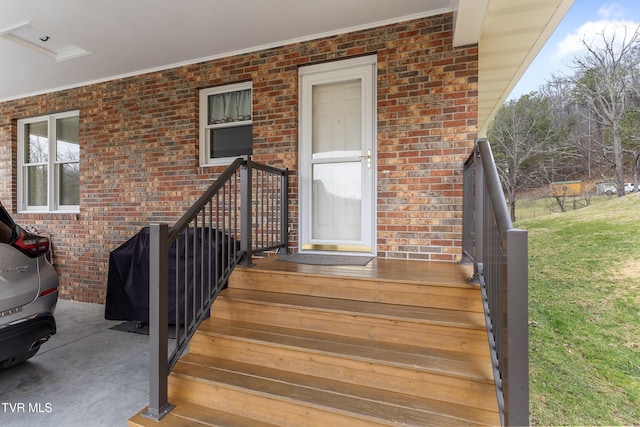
[{"left": 299, "top": 56, "right": 376, "bottom": 254}]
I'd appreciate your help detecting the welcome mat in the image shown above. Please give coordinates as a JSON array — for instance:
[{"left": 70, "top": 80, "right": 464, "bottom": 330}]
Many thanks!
[{"left": 277, "top": 253, "right": 373, "bottom": 266}]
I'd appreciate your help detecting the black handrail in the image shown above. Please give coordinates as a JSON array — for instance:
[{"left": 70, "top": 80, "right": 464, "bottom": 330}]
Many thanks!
[
  {"left": 168, "top": 158, "right": 245, "bottom": 242},
  {"left": 462, "top": 139, "right": 529, "bottom": 426},
  {"left": 142, "top": 156, "right": 288, "bottom": 420}
]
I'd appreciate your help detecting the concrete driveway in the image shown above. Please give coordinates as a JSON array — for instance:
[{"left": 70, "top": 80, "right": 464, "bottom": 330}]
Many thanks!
[{"left": 0, "top": 299, "right": 149, "bottom": 426}]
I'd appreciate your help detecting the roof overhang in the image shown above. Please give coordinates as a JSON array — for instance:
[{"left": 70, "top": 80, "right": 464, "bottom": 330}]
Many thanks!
[{"left": 467, "top": 0, "right": 575, "bottom": 134}]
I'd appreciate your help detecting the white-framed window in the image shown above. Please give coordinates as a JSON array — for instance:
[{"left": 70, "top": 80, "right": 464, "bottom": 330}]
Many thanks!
[
  {"left": 199, "top": 82, "right": 253, "bottom": 166},
  {"left": 17, "top": 111, "right": 80, "bottom": 213}
]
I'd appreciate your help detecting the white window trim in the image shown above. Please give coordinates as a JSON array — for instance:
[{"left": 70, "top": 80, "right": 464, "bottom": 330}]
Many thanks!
[
  {"left": 17, "top": 110, "right": 80, "bottom": 213},
  {"left": 199, "top": 81, "right": 253, "bottom": 167}
]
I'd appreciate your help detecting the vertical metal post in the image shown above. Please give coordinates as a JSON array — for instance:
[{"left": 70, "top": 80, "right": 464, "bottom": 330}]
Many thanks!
[
  {"left": 142, "top": 223, "right": 175, "bottom": 420},
  {"left": 240, "top": 157, "right": 253, "bottom": 266},
  {"left": 473, "top": 142, "right": 485, "bottom": 283},
  {"left": 461, "top": 153, "right": 474, "bottom": 265},
  {"left": 280, "top": 169, "right": 289, "bottom": 253},
  {"left": 504, "top": 228, "right": 529, "bottom": 426}
]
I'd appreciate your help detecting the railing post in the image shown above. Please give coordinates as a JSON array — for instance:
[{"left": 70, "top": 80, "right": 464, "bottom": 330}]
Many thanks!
[
  {"left": 461, "top": 153, "right": 474, "bottom": 265},
  {"left": 142, "top": 223, "right": 175, "bottom": 420},
  {"left": 473, "top": 142, "right": 484, "bottom": 283},
  {"left": 504, "top": 228, "right": 529, "bottom": 426},
  {"left": 280, "top": 169, "right": 289, "bottom": 253},
  {"left": 240, "top": 156, "right": 253, "bottom": 266}
]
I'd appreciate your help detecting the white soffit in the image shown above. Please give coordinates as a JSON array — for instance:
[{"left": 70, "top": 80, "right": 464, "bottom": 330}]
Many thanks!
[
  {"left": 477, "top": 0, "right": 575, "bottom": 134},
  {"left": 0, "top": 21, "right": 91, "bottom": 62}
]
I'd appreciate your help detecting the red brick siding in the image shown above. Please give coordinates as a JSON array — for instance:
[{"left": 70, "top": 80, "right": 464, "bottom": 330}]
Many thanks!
[{"left": 0, "top": 13, "right": 477, "bottom": 303}]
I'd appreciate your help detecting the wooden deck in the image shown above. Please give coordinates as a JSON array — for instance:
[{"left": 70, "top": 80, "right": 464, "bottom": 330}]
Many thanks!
[{"left": 130, "top": 256, "right": 499, "bottom": 426}]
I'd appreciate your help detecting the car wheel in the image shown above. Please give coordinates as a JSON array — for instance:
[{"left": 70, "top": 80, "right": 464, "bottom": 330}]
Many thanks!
[{"left": 0, "top": 347, "right": 40, "bottom": 369}]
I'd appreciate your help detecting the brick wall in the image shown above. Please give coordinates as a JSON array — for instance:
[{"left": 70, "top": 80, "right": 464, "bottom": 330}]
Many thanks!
[{"left": 0, "top": 13, "right": 477, "bottom": 303}]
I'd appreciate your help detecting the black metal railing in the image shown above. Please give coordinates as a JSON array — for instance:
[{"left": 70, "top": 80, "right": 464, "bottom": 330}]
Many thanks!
[
  {"left": 462, "top": 139, "right": 529, "bottom": 426},
  {"left": 142, "top": 156, "right": 288, "bottom": 420}
]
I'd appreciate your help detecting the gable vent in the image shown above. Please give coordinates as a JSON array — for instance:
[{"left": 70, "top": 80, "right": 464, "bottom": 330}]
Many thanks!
[{"left": 0, "top": 21, "right": 91, "bottom": 62}]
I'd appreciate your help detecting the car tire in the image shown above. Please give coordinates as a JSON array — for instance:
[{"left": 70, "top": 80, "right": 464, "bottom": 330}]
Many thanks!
[{"left": 0, "top": 347, "right": 40, "bottom": 369}]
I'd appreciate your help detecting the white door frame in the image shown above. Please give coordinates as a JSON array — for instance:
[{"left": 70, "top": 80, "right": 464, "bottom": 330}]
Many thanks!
[{"left": 298, "top": 55, "right": 377, "bottom": 255}]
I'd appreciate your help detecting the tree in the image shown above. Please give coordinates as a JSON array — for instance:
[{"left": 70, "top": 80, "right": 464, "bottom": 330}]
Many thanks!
[
  {"left": 620, "top": 107, "right": 640, "bottom": 190},
  {"left": 569, "top": 26, "right": 640, "bottom": 196},
  {"left": 487, "top": 92, "right": 565, "bottom": 222},
  {"left": 541, "top": 78, "right": 587, "bottom": 180},
  {"left": 543, "top": 77, "right": 605, "bottom": 181}
]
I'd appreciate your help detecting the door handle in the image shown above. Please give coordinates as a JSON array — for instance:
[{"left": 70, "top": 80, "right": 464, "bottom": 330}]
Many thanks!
[{"left": 359, "top": 149, "right": 372, "bottom": 169}]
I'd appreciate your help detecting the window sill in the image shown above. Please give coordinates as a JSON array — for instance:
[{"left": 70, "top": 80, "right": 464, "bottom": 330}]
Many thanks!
[
  {"left": 15, "top": 211, "right": 80, "bottom": 222},
  {"left": 18, "top": 209, "right": 80, "bottom": 215}
]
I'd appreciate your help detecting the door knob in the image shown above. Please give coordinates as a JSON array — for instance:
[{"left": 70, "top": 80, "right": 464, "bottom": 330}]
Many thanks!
[{"left": 359, "top": 149, "right": 372, "bottom": 169}]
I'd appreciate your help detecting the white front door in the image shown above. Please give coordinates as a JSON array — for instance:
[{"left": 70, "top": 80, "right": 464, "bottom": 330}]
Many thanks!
[{"left": 299, "top": 56, "right": 376, "bottom": 254}]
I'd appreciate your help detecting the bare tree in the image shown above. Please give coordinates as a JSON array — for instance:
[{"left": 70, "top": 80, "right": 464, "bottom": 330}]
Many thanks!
[
  {"left": 620, "top": 107, "right": 640, "bottom": 191},
  {"left": 488, "top": 92, "right": 565, "bottom": 222},
  {"left": 541, "top": 78, "right": 588, "bottom": 180},
  {"left": 570, "top": 26, "right": 640, "bottom": 196}
]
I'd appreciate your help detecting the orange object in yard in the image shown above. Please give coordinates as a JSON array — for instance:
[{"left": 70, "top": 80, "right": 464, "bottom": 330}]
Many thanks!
[{"left": 550, "top": 180, "right": 585, "bottom": 197}]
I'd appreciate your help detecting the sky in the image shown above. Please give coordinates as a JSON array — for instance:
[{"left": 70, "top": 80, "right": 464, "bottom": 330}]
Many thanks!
[{"left": 508, "top": 0, "right": 640, "bottom": 99}]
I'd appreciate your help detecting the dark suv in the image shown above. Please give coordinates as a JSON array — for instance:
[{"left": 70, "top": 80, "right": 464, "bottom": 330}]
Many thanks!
[{"left": 0, "top": 202, "right": 58, "bottom": 369}]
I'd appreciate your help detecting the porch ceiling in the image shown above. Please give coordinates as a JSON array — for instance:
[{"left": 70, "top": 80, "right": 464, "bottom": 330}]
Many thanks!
[{"left": 0, "top": 0, "right": 572, "bottom": 131}]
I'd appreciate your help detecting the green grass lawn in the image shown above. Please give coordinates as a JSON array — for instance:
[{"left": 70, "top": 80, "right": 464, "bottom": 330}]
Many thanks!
[
  {"left": 516, "top": 193, "right": 640, "bottom": 425},
  {"left": 516, "top": 193, "right": 614, "bottom": 222}
]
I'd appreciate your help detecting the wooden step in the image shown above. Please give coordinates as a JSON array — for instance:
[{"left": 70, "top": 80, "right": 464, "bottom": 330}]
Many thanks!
[
  {"left": 129, "top": 399, "right": 280, "bottom": 427},
  {"left": 129, "top": 258, "right": 500, "bottom": 426},
  {"left": 230, "top": 263, "right": 483, "bottom": 312},
  {"left": 243, "top": 257, "right": 475, "bottom": 286},
  {"left": 189, "top": 318, "right": 496, "bottom": 411},
  {"left": 212, "top": 288, "right": 490, "bottom": 356},
  {"left": 168, "top": 353, "right": 498, "bottom": 426}
]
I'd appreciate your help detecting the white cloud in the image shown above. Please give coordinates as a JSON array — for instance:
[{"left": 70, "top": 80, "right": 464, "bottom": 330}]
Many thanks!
[
  {"left": 553, "top": 18, "right": 640, "bottom": 64},
  {"left": 510, "top": 3, "right": 640, "bottom": 98}
]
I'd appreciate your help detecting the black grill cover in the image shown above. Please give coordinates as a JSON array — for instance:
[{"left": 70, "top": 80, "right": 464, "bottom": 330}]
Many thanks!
[{"left": 105, "top": 227, "right": 236, "bottom": 323}]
